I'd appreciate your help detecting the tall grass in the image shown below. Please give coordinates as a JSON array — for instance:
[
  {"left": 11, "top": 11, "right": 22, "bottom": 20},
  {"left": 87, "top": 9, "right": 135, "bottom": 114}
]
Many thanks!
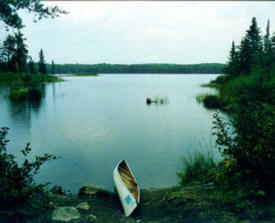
[
  {"left": 69, "top": 73, "right": 98, "bottom": 76},
  {"left": 195, "top": 93, "right": 214, "bottom": 103},
  {"left": 196, "top": 93, "right": 225, "bottom": 109},
  {"left": 146, "top": 96, "right": 168, "bottom": 105},
  {"left": 178, "top": 152, "right": 217, "bottom": 186}
]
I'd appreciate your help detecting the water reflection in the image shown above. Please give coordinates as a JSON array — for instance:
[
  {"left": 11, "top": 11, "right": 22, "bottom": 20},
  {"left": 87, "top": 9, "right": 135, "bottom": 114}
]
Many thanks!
[
  {"left": 1, "top": 74, "right": 223, "bottom": 193},
  {"left": 6, "top": 85, "right": 46, "bottom": 126}
]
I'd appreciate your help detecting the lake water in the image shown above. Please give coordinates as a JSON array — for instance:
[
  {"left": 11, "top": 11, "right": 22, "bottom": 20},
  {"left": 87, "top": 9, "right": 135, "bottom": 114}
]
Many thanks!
[{"left": 0, "top": 74, "right": 221, "bottom": 193}]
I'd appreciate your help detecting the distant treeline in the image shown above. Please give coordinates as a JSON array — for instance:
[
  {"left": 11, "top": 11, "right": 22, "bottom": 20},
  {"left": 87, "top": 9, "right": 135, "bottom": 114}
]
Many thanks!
[{"left": 45, "top": 63, "right": 225, "bottom": 74}]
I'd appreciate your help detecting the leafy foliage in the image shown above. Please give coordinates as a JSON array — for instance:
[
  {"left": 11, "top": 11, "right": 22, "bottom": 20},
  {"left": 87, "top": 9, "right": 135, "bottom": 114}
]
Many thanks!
[
  {"left": 0, "top": 127, "right": 58, "bottom": 219},
  {"left": 207, "top": 17, "right": 275, "bottom": 194},
  {"left": 0, "top": 0, "right": 67, "bottom": 29}
]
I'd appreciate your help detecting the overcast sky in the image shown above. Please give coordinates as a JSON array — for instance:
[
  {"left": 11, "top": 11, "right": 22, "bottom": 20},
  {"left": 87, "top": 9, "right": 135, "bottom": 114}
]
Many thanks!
[{"left": 7, "top": 1, "right": 275, "bottom": 64}]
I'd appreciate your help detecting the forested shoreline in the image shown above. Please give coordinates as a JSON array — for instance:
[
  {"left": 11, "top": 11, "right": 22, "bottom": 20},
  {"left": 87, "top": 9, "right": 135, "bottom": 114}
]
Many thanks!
[
  {"left": 196, "top": 17, "right": 275, "bottom": 194},
  {"left": 1, "top": 0, "right": 275, "bottom": 222},
  {"left": 45, "top": 63, "right": 224, "bottom": 74}
]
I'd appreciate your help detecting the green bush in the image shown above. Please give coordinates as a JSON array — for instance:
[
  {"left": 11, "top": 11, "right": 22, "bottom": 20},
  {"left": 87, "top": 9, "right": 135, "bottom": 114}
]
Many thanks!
[
  {"left": 9, "top": 88, "right": 42, "bottom": 101},
  {"left": 0, "top": 127, "right": 57, "bottom": 219},
  {"left": 213, "top": 108, "right": 275, "bottom": 192},
  {"left": 177, "top": 152, "right": 217, "bottom": 186},
  {"left": 202, "top": 95, "right": 225, "bottom": 109},
  {"left": 195, "top": 93, "right": 213, "bottom": 103},
  {"left": 212, "top": 74, "right": 232, "bottom": 85},
  {"left": 9, "top": 88, "right": 29, "bottom": 100},
  {"left": 0, "top": 72, "right": 62, "bottom": 101}
]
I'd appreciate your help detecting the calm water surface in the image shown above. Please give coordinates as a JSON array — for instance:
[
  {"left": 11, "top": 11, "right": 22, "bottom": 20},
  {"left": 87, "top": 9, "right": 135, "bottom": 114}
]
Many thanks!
[{"left": 0, "top": 74, "right": 221, "bottom": 193}]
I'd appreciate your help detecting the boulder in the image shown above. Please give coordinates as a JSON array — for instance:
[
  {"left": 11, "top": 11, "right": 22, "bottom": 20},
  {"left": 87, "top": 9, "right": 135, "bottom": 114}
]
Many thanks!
[
  {"left": 76, "top": 202, "right": 90, "bottom": 211},
  {"left": 52, "top": 206, "right": 80, "bottom": 222},
  {"left": 49, "top": 201, "right": 56, "bottom": 209},
  {"left": 50, "top": 185, "right": 66, "bottom": 195},
  {"left": 78, "top": 184, "right": 109, "bottom": 197},
  {"left": 88, "top": 214, "right": 97, "bottom": 221}
]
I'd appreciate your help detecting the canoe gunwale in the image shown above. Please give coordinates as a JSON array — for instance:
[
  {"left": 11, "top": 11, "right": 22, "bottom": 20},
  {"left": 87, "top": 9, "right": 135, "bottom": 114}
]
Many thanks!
[{"left": 113, "top": 159, "right": 140, "bottom": 216}]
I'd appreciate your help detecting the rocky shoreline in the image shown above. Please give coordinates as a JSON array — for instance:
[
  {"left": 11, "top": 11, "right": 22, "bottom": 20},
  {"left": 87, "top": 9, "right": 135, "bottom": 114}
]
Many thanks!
[{"left": 38, "top": 184, "right": 275, "bottom": 223}]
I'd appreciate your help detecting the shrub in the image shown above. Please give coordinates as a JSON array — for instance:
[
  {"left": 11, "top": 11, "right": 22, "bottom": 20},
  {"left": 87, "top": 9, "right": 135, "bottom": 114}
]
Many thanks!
[
  {"left": 0, "top": 127, "right": 58, "bottom": 219},
  {"left": 0, "top": 72, "right": 62, "bottom": 101},
  {"left": 213, "top": 109, "right": 275, "bottom": 192},
  {"left": 195, "top": 93, "right": 213, "bottom": 103},
  {"left": 9, "top": 88, "right": 42, "bottom": 101},
  {"left": 9, "top": 88, "right": 29, "bottom": 100},
  {"left": 178, "top": 152, "right": 217, "bottom": 186},
  {"left": 202, "top": 95, "right": 225, "bottom": 109}
]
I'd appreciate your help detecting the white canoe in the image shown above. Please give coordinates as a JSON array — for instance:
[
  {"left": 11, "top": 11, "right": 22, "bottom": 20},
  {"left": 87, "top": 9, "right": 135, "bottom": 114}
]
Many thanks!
[{"left": 113, "top": 160, "right": 140, "bottom": 217}]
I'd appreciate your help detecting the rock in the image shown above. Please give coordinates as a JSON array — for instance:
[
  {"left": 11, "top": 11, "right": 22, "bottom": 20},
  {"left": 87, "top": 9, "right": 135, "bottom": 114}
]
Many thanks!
[
  {"left": 76, "top": 202, "right": 90, "bottom": 211},
  {"left": 49, "top": 192, "right": 71, "bottom": 202},
  {"left": 78, "top": 184, "right": 109, "bottom": 197},
  {"left": 52, "top": 206, "right": 80, "bottom": 222},
  {"left": 50, "top": 185, "right": 66, "bottom": 195},
  {"left": 88, "top": 214, "right": 97, "bottom": 221},
  {"left": 49, "top": 201, "right": 56, "bottom": 209}
]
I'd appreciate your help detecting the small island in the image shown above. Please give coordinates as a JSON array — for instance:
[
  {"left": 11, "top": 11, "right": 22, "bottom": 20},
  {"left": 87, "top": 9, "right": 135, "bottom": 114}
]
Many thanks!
[
  {"left": 0, "top": 1, "right": 274, "bottom": 223},
  {"left": 65, "top": 73, "right": 98, "bottom": 77}
]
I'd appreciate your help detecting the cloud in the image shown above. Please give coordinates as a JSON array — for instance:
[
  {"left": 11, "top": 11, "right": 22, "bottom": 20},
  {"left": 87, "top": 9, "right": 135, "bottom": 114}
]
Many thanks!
[{"left": 16, "top": 1, "right": 275, "bottom": 64}]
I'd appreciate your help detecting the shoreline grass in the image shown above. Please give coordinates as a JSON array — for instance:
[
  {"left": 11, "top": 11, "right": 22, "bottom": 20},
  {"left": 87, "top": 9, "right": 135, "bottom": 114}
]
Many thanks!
[
  {"left": 65, "top": 73, "right": 98, "bottom": 77},
  {"left": 196, "top": 93, "right": 214, "bottom": 103},
  {"left": 200, "top": 82, "right": 221, "bottom": 88},
  {"left": 177, "top": 152, "right": 217, "bottom": 186}
]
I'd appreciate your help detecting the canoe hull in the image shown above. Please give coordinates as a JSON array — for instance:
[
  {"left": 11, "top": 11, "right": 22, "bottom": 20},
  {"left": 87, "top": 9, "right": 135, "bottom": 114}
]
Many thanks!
[{"left": 113, "top": 160, "right": 140, "bottom": 217}]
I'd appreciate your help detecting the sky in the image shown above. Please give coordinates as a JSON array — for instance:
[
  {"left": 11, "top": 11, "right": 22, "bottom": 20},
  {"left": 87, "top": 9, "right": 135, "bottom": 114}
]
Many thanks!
[{"left": 3, "top": 1, "right": 275, "bottom": 64}]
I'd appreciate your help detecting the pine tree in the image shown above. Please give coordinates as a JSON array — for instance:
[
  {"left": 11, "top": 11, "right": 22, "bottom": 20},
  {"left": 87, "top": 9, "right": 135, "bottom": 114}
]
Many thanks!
[
  {"left": 238, "top": 17, "right": 263, "bottom": 74},
  {"left": 225, "top": 41, "right": 239, "bottom": 76},
  {"left": 51, "top": 60, "right": 55, "bottom": 74},
  {"left": 272, "top": 33, "right": 275, "bottom": 57},
  {"left": 248, "top": 17, "right": 263, "bottom": 58},
  {"left": 263, "top": 20, "right": 272, "bottom": 56},
  {"left": 0, "top": 43, "right": 4, "bottom": 72},
  {"left": 38, "top": 49, "right": 47, "bottom": 74},
  {"left": 14, "top": 31, "right": 28, "bottom": 72},
  {"left": 2, "top": 35, "right": 16, "bottom": 72},
  {"left": 1, "top": 32, "right": 28, "bottom": 72},
  {"left": 28, "top": 57, "right": 36, "bottom": 74}
]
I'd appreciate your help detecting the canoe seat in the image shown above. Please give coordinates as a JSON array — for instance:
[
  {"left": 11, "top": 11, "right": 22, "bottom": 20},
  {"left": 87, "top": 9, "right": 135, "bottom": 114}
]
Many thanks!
[{"left": 118, "top": 167, "right": 139, "bottom": 200}]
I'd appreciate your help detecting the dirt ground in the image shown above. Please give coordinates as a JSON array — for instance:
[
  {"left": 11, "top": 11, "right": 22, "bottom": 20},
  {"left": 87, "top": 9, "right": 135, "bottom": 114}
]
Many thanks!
[{"left": 46, "top": 186, "right": 275, "bottom": 223}]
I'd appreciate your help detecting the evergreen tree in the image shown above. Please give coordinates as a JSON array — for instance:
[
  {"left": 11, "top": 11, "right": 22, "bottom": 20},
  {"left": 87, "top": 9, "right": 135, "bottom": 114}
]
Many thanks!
[
  {"left": 272, "top": 33, "right": 275, "bottom": 57},
  {"left": 14, "top": 31, "right": 28, "bottom": 72},
  {"left": 1, "top": 32, "right": 28, "bottom": 72},
  {"left": 225, "top": 41, "right": 239, "bottom": 76},
  {"left": 51, "top": 60, "right": 55, "bottom": 74},
  {"left": 238, "top": 17, "right": 263, "bottom": 74},
  {"left": 38, "top": 49, "right": 47, "bottom": 74},
  {"left": 2, "top": 35, "right": 16, "bottom": 71},
  {"left": 0, "top": 43, "right": 4, "bottom": 72},
  {"left": 28, "top": 58, "right": 36, "bottom": 74},
  {"left": 263, "top": 20, "right": 272, "bottom": 55},
  {"left": 248, "top": 17, "right": 263, "bottom": 58},
  {"left": 238, "top": 36, "right": 251, "bottom": 74}
]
